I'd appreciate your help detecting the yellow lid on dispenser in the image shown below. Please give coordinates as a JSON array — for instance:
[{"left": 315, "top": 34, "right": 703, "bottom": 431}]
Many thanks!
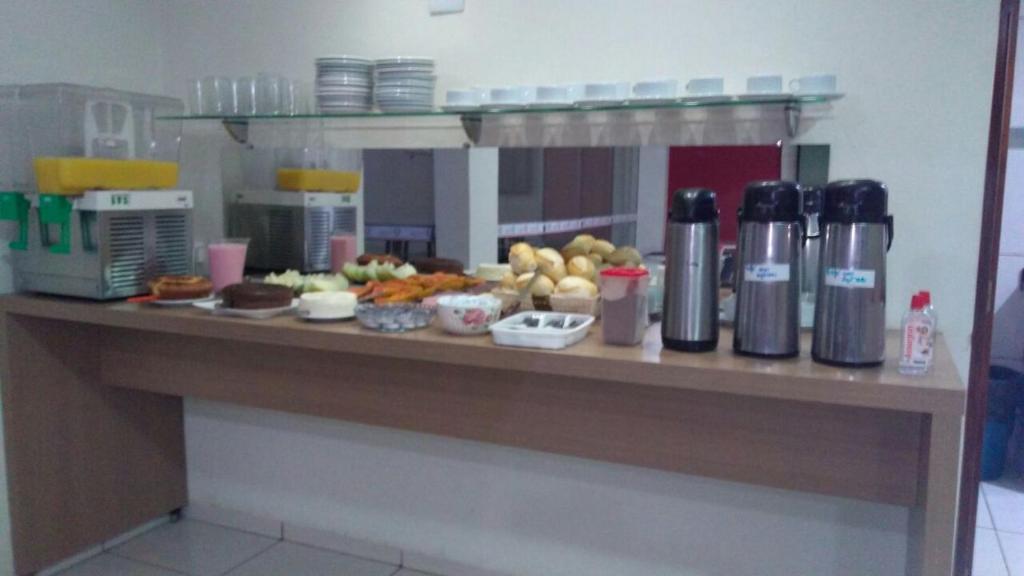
[
  {"left": 276, "top": 168, "right": 360, "bottom": 193},
  {"left": 33, "top": 158, "right": 179, "bottom": 195}
]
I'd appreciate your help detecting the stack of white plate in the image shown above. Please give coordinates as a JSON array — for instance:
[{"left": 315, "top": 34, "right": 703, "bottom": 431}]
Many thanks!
[
  {"left": 374, "top": 57, "right": 436, "bottom": 112},
  {"left": 315, "top": 56, "right": 373, "bottom": 114}
]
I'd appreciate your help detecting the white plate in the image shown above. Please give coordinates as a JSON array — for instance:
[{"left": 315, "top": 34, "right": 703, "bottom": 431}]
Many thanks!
[
  {"left": 298, "top": 311, "right": 356, "bottom": 322},
  {"left": 734, "top": 92, "right": 791, "bottom": 102},
  {"left": 574, "top": 98, "right": 627, "bottom": 108},
  {"left": 150, "top": 296, "right": 216, "bottom": 307},
  {"left": 677, "top": 94, "right": 734, "bottom": 104},
  {"left": 193, "top": 299, "right": 299, "bottom": 319}
]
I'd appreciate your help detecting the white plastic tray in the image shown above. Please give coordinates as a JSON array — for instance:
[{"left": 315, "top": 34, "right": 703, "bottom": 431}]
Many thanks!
[{"left": 490, "top": 311, "right": 595, "bottom": 350}]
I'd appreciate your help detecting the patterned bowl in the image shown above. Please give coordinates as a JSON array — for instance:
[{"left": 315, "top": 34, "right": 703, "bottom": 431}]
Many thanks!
[{"left": 436, "top": 294, "right": 503, "bottom": 335}]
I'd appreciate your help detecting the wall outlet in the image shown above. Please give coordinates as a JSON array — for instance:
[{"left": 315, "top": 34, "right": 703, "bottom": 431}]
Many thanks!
[{"left": 429, "top": 0, "right": 464, "bottom": 15}]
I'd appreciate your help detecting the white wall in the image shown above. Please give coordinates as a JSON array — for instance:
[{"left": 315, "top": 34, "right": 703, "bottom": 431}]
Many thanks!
[
  {"left": 0, "top": 2, "right": 173, "bottom": 574},
  {"left": 0, "top": 1, "right": 1002, "bottom": 575}
]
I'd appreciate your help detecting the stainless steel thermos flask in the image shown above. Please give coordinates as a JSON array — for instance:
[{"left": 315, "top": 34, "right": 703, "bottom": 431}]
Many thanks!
[
  {"left": 812, "top": 179, "right": 893, "bottom": 367},
  {"left": 733, "top": 181, "right": 804, "bottom": 358},
  {"left": 662, "top": 188, "right": 719, "bottom": 352}
]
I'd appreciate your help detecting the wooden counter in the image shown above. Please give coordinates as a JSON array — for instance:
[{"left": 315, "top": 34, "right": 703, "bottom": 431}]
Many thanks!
[{"left": 0, "top": 294, "right": 965, "bottom": 576}]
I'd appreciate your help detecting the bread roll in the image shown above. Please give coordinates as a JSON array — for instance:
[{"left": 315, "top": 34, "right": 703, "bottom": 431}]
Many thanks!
[
  {"left": 587, "top": 253, "right": 604, "bottom": 266},
  {"left": 500, "top": 271, "right": 517, "bottom": 289},
  {"left": 555, "top": 276, "right": 598, "bottom": 298},
  {"left": 607, "top": 246, "right": 643, "bottom": 266},
  {"left": 515, "top": 272, "right": 555, "bottom": 297},
  {"left": 567, "top": 255, "right": 596, "bottom": 281},
  {"left": 510, "top": 247, "right": 538, "bottom": 275},
  {"left": 591, "top": 239, "right": 616, "bottom": 258},
  {"left": 535, "top": 247, "right": 567, "bottom": 283},
  {"left": 509, "top": 242, "right": 533, "bottom": 257}
]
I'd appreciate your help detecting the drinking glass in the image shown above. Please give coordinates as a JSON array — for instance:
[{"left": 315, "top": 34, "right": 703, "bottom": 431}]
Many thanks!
[
  {"left": 186, "top": 78, "right": 204, "bottom": 115},
  {"left": 207, "top": 238, "right": 250, "bottom": 293},
  {"left": 201, "top": 76, "right": 232, "bottom": 115},
  {"left": 256, "top": 73, "right": 282, "bottom": 115},
  {"left": 234, "top": 77, "right": 257, "bottom": 116}
]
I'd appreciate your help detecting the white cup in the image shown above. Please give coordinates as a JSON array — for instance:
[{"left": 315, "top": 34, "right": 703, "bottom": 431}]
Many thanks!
[
  {"left": 747, "top": 75, "right": 783, "bottom": 94},
  {"left": 490, "top": 86, "right": 521, "bottom": 104},
  {"left": 446, "top": 89, "right": 478, "bottom": 106},
  {"left": 633, "top": 79, "right": 678, "bottom": 99},
  {"left": 514, "top": 85, "right": 537, "bottom": 104},
  {"left": 584, "top": 82, "right": 628, "bottom": 101},
  {"left": 536, "top": 85, "right": 569, "bottom": 103},
  {"left": 685, "top": 77, "right": 725, "bottom": 96},
  {"left": 789, "top": 74, "right": 837, "bottom": 95}
]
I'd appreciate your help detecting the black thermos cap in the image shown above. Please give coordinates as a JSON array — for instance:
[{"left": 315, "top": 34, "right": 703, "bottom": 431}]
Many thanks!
[
  {"left": 822, "top": 179, "right": 889, "bottom": 223},
  {"left": 670, "top": 188, "right": 718, "bottom": 223},
  {"left": 740, "top": 181, "right": 802, "bottom": 222}
]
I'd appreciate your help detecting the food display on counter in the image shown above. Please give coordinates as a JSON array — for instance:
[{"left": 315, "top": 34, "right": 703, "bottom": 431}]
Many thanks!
[
  {"left": 490, "top": 311, "right": 596, "bottom": 350},
  {"left": 412, "top": 257, "right": 466, "bottom": 275},
  {"left": 436, "top": 294, "right": 503, "bottom": 335},
  {"left": 341, "top": 261, "right": 418, "bottom": 283},
  {"left": 147, "top": 275, "right": 214, "bottom": 301},
  {"left": 264, "top": 270, "right": 351, "bottom": 295},
  {"left": 357, "top": 253, "right": 404, "bottom": 266},
  {"left": 221, "top": 282, "right": 295, "bottom": 310},
  {"left": 351, "top": 273, "right": 485, "bottom": 305},
  {"left": 298, "top": 291, "right": 358, "bottom": 321},
  {"left": 494, "top": 234, "right": 631, "bottom": 316},
  {"left": 355, "top": 303, "right": 436, "bottom": 333}
]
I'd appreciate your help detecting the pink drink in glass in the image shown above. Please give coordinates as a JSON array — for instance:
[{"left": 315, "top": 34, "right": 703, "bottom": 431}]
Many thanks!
[
  {"left": 208, "top": 240, "right": 249, "bottom": 292},
  {"left": 330, "top": 234, "right": 358, "bottom": 273}
]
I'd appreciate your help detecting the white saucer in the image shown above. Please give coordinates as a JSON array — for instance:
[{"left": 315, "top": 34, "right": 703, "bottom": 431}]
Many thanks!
[
  {"left": 627, "top": 97, "right": 678, "bottom": 105},
  {"left": 525, "top": 101, "right": 574, "bottom": 110},
  {"left": 735, "top": 92, "right": 792, "bottom": 102},
  {"left": 194, "top": 299, "right": 299, "bottom": 319},
  {"left": 150, "top": 296, "right": 215, "bottom": 307},
  {"left": 574, "top": 99, "right": 627, "bottom": 109},
  {"left": 483, "top": 103, "right": 526, "bottom": 111},
  {"left": 677, "top": 94, "right": 734, "bottom": 104},
  {"left": 441, "top": 104, "right": 481, "bottom": 113}
]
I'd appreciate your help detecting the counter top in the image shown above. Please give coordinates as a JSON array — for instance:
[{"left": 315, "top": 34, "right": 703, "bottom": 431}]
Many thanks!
[{"left": 0, "top": 294, "right": 965, "bottom": 415}]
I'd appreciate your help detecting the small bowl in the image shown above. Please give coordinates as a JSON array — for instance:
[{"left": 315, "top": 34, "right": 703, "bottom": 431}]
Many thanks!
[
  {"left": 436, "top": 294, "right": 502, "bottom": 335},
  {"left": 355, "top": 303, "right": 435, "bottom": 333}
]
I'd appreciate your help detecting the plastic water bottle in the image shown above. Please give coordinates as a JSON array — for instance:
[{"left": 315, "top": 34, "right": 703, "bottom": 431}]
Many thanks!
[{"left": 899, "top": 293, "right": 936, "bottom": 375}]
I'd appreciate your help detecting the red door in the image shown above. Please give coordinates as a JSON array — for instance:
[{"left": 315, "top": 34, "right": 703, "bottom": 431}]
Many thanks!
[{"left": 667, "top": 146, "right": 782, "bottom": 245}]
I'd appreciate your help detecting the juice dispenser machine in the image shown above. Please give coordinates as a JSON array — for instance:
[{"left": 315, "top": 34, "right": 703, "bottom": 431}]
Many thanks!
[
  {"left": 229, "top": 148, "right": 363, "bottom": 272},
  {"left": 1, "top": 83, "right": 194, "bottom": 300}
]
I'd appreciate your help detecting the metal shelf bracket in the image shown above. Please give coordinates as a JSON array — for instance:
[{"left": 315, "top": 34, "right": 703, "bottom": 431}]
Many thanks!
[{"left": 785, "top": 103, "right": 801, "bottom": 138}]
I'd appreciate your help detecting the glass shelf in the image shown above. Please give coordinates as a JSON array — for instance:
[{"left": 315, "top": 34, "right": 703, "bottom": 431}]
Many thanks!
[{"left": 160, "top": 93, "right": 842, "bottom": 122}]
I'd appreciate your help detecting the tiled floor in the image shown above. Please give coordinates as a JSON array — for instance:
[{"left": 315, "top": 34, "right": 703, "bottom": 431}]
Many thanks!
[
  {"left": 976, "top": 478, "right": 1024, "bottom": 576},
  {"left": 55, "top": 519, "right": 421, "bottom": 576}
]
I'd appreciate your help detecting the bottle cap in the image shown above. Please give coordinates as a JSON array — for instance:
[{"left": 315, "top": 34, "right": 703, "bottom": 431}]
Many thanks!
[
  {"left": 918, "top": 290, "right": 932, "bottom": 307},
  {"left": 911, "top": 294, "right": 924, "bottom": 310}
]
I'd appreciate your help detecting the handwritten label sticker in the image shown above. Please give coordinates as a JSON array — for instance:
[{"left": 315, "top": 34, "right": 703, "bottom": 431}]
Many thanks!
[
  {"left": 824, "top": 267, "right": 876, "bottom": 289},
  {"left": 743, "top": 263, "right": 790, "bottom": 283}
]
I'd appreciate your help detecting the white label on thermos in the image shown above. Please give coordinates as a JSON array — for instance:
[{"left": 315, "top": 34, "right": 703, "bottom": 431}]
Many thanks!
[
  {"left": 744, "top": 263, "right": 790, "bottom": 283},
  {"left": 824, "top": 267, "right": 876, "bottom": 289}
]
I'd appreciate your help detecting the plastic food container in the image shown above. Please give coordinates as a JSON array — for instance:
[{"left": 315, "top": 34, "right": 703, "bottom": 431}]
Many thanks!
[
  {"left": 355, "top": 303, "right": 435, "bottom": 333},
  {"left": 599, "top": 267, "right": 650, "bottom": 346},
  {"left": 18, "top": 83, "right": 183, "bottom": 188},
  {"left": 276, "top": 168, "right": 361, "bottom": 193},
  {"left": 33, "top": 157, "right": 179, "bottom": 194},
  {"left": 490, "top": 311, "right": 595, "bottom": 350},
  {"left": 0, "top": 86, "right": 30, "bottom": 192},
  {"left": 436, "top": 294, "right": 502, "bottom": 335}
]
